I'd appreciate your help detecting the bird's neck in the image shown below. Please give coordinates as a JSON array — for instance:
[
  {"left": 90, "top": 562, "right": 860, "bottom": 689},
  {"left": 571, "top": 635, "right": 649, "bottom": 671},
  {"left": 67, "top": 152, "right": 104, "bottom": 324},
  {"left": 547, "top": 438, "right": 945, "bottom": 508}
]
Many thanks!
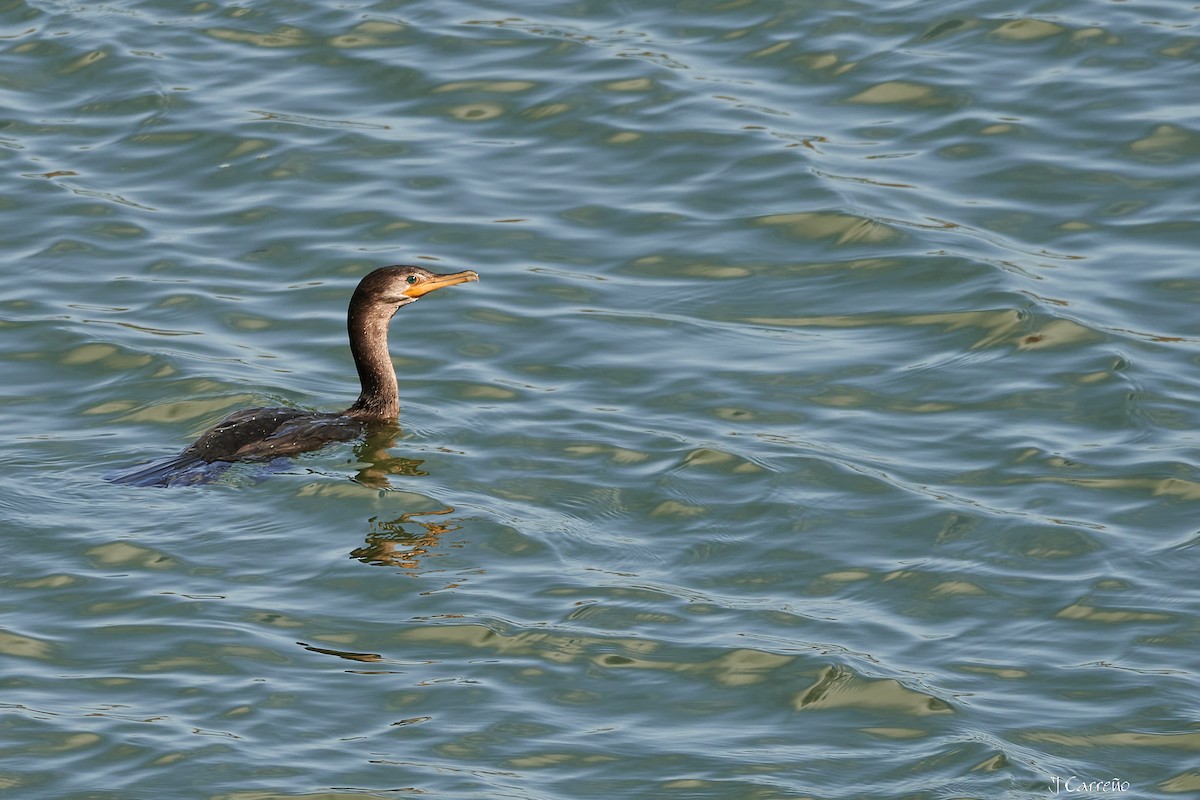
[{"left": 343, "top": 299, "right": 409, "bottom": 422}]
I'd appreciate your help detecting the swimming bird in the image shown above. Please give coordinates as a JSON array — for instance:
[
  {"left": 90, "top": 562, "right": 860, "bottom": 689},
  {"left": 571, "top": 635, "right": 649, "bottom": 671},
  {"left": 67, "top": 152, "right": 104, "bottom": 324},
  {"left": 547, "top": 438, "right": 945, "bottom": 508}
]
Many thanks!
[{"left": 110, "top": 265, "right": 478, "bottom": 486}]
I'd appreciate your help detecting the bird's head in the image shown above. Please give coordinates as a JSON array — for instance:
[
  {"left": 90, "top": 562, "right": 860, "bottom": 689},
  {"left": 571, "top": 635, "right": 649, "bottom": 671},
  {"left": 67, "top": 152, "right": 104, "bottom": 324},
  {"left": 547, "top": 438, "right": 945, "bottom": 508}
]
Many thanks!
[{"left": 356, "top": 265, "right": 479, "bottom": 309}]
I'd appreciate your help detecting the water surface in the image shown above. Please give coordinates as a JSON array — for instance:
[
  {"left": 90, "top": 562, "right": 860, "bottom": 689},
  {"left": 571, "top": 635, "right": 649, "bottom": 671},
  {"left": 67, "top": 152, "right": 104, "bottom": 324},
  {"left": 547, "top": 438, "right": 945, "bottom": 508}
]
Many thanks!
[{"left": 3, "top": 1, "right": 1199, "bottom": 798}]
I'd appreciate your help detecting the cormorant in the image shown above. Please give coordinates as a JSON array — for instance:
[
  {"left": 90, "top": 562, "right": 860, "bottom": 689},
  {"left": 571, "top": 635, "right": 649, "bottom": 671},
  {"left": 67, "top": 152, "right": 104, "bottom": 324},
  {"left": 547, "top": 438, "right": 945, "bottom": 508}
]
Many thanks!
[{"left": 110, "top": 265, "right": 478, "bottom": 486}]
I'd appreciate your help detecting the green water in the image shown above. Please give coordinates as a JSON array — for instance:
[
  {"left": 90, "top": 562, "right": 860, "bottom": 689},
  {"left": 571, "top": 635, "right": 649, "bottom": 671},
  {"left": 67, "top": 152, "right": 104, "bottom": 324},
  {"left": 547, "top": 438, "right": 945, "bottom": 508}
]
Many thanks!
[{"left": 3, "top": 1, "right": 1199, "bottom": 798}]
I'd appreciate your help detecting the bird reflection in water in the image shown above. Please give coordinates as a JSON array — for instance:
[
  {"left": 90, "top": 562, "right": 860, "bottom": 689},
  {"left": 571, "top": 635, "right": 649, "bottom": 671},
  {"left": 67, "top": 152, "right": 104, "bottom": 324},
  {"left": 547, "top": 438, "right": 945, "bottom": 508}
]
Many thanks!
[
  {"left": 343, "top": 426, "right": 425, "bottom": 489},
  {"left": 351, "top": 507, "right": 462, "bottom": 568},
  {"left": 337, "top": 429, "right": 466, "bottom": 570}
]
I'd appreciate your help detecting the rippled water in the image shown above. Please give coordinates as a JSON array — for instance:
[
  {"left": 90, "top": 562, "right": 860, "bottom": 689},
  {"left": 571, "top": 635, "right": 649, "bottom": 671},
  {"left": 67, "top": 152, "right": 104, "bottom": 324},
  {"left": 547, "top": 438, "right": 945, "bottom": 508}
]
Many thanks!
[{"left": 3, "top": 0, "right": 1199, "bottom": 797}]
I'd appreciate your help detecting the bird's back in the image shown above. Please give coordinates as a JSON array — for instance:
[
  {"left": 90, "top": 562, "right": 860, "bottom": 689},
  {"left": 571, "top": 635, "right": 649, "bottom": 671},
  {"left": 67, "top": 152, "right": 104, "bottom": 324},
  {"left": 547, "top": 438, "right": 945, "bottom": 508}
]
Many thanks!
[
  {"left": 183, "top": 407, "right": 363, "bottom": 461},
  {"left": 109, "top": 406, "right": 365, "bottom": 487}
]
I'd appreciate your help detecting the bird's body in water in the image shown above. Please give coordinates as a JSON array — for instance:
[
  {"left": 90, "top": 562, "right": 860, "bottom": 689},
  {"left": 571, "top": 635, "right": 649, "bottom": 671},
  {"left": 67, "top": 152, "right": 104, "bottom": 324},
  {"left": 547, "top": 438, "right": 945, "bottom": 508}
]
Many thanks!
[{"left": 111, "top": 265, "right": 478, "bottom": 487}]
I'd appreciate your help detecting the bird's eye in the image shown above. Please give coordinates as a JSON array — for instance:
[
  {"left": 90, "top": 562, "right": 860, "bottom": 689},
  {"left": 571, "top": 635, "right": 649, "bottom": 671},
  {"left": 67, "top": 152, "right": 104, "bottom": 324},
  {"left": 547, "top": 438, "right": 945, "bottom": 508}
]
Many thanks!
[{"left": 406, "top": 275, "right": 418, "bottom": 285}]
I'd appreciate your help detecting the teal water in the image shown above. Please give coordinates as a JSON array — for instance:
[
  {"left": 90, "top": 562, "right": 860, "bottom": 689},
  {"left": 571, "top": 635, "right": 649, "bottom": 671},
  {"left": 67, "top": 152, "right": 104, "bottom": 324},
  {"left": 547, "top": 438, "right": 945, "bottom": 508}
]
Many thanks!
[{"left": 3, "top": 1, "right": 1199, "bottom": 797}]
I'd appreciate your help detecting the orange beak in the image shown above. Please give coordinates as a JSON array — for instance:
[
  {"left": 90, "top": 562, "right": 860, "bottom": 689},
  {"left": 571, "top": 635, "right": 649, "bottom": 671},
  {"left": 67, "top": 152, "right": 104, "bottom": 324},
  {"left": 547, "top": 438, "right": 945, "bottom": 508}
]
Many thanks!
[{"left": 402, "top": 270, "right": 479, "bottom": 299}]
